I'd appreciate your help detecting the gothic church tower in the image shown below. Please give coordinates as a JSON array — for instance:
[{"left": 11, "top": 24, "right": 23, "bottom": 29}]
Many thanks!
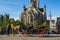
[
  {"left": 20, "top": 0, "right": 47, "bottom": 27},
  {"left": 30, "top": 0, "right": 39, "bottom": 8}
]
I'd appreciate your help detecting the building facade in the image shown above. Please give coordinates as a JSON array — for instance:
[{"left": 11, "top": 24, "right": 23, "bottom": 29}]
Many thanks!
[
  {"left": 0, "top": 13, "right": 9, "bottom": 26},
  {"left": 20, "top": 0, "right": 47, "bottom": 26},
  {"left": 50, "top": 20, "right": 57, "bottom": 33},
  {"left": 56, "top": 17, "right": 60, "bottom": 33},
  {"left": 48, "top": 12, "right": 57, "bottom": 33}
]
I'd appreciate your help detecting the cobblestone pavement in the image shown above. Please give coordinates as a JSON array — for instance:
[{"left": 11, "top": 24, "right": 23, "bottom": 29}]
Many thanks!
[{"left": 0, "top": 35, "right": 60, "bottom": 40}]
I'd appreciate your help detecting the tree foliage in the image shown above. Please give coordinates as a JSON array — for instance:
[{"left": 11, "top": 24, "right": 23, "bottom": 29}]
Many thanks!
[
  {"left": 0, "top": 21, "right": 3, "bottom": 26},
  {"left": 15, "top": 20, "right": 25, "bottom": 27},
  {"left": 15, "top": 20, "right": 20, "bottom": 26},
  {"left": 41, "top": 22, "right": 50, "bottom": 31},
  {"left": 9, "top": 19, "right": 15, "bottom": 25}
]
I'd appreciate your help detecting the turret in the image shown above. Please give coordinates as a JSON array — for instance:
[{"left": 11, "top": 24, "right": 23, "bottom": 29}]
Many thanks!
[
  {"left": 48, "top": 11, "right": 52, "bottom": 20},
  {"left": 23, "top": 4, "right": 26, "bottom": 11},
  {"left": 43, "top": 4, "right": 46, "bottom": 20},
  {"left": 43, "top": 4, "right": 46, "bottom": 13}
]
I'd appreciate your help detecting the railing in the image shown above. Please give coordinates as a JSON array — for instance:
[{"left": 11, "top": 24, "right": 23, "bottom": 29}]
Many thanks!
[
  {"left": 0, "top": 34, "right": 60, "bottom": 37},
  {"left": 17, "top": 34, "right": 60, "bottom": 37}
]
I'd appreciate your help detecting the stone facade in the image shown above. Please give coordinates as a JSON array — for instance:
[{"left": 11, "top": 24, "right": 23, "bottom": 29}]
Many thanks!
[
  {"left": 56, "top": 17, "right": 60, "bottom": 33},
  {"left": 20, "top": 0, "right": 46, "bottom": 26}
]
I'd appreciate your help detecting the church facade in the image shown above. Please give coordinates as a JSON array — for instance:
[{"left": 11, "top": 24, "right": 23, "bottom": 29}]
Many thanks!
[{"left": 20, "top": 0, "right": 47, "bottom": 26}]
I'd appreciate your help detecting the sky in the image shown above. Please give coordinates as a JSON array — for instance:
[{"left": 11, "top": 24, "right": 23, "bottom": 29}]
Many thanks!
[{"left": 0, "top": 0, "right": 60, "bottom": 20}]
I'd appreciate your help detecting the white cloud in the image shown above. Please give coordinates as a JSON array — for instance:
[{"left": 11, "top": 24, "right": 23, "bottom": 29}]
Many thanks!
[
  {"left": 47, "top": 16, "right": 57, "bottom": 20},
  {"left": 10, "top": 17, "right": 19, "bottom": 20},
  {"left": 14, "top": 18, "right": 19, "bottom": 20}
]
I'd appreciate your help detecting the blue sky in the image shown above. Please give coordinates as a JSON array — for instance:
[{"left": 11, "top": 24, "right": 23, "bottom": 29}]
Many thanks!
[{"left": 0, "top": 0, "right": 60, "bottom": 20}]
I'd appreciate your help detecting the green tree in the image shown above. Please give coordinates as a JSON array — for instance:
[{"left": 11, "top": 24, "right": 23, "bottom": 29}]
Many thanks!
[
  {"left": 20, "top": 21, "right": 25, "bottom": 27},
  {"left": 9, "top": 18, "right": 15, "bottom": 25},
  {"left": 15, "top": 20, "right": 25, "bottom": 27},
  {"left": 41, "top": 22, "right": 50, "bottom": 31},
  {"left": 0, "top": 21, "right": 3, "bottom": 26},
  {"left": 15, "top": 20, "right": 20, "bottom": 26}
]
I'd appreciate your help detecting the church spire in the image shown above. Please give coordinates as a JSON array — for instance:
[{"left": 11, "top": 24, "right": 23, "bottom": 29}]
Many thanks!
[
  {"left": 23, "top": 4, "right": 26, "bottom": 11},
  {"left": 48, "top": 11, "right": 52, "bottom": 20},
  {"left": 43, "top": 4, "right": 46, "bottom": 12},
  {"left": 30, "top": 0, "right": 39, "bottom": 8}
]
